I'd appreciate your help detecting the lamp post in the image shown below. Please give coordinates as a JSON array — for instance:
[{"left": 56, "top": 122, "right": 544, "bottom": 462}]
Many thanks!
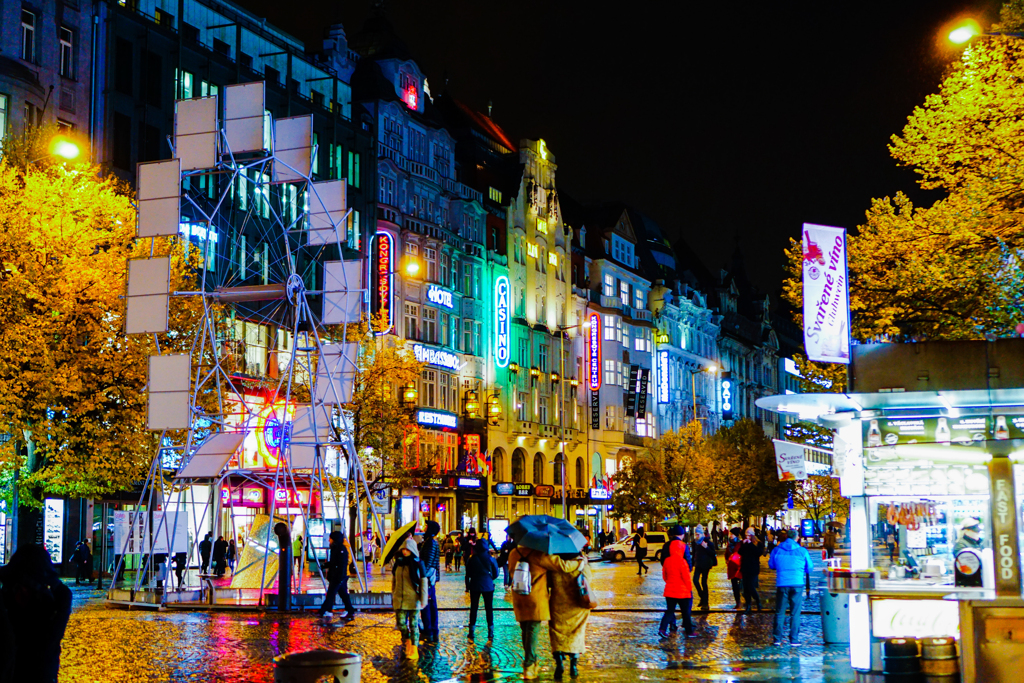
[
  {"left": 551, "top": 318, "right": 589, "bottom": 520},
  {"left": 25, "top": 135, "right": 81, "bottom": 166}
]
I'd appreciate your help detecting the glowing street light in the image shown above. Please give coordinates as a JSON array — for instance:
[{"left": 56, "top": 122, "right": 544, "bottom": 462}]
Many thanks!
[
  {"left": 948, "top": 19, "right": 982, "bottom": 45},
  {"left": 50, "top": 137, "right": 81, "bottom": 160}
]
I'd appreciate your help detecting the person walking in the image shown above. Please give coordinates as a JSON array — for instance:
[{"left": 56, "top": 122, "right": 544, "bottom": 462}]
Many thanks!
[
  {"left": 443, "top": 534, "right": 455, "bottom": 572},
  {"left": 632, "top": 526, "right": 649, "bottom": 575},
  {"left": 466, "top": 541, "right": 499, "bottom": 640},
  {"left": 318, "top": 530, "right": 355, "bottom": 620},
  {"left": 547, "top": 551, "right": 591, "bottom": 679},
  {"left": 823, "top": 527, "right": 837, "bottom": 559},
  {"left": 173, "top": 551, "right": 188, "bottom": 589},
  {"left": 418, "top": 521, "right": 442, "bottom": 643},
  {"left": 212, "top": 536, "right": 228, "bottom": 577},
  {"left": 0, "top": 544, "right": 73, "bottom": 683},
  {"left": 392, "top": 538, "right": 426, "bottom": 660},
  {"left": 462, "top": 528, "right": 478, "bottom": 592},
  {"left": 658, "top": 538, "right": 694, "bottom": 638},
  {"left": 454, "top": 531, "right": 464, "bottom": 572},
  {"left": 497, "top": 536, "right": 516, "bottom": 587},
  {"left": 738, "top": 527, "right": 763, "bottom": 611},
  {"left": 72, "top": 541, "right": 93, "bottom": 585},
  {"left": 769, "top": 528, "right": 814, "bottom": 646},
  {"left": 725, "top": 528, "right": 744, "bottom": 610},
  {"left": 199, "top": 533, "right": 212, "bottom": 575},
  {"left": 292, "top": 534, "right": 303, "bottom": 575},
  {"left": 226, "top": 539, "right": 237, "bottom": 574},
  {"left": 690, "top": 525, "right": 717, "bottom": 612}
]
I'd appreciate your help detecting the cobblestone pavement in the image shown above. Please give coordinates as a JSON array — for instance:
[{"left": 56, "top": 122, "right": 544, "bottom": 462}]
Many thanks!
[{"left": 59, "top": 548, "right": 855, "bottom": 682}]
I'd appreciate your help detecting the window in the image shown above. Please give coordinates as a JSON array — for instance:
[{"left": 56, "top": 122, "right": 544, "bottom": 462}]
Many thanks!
[
  {"left": 329, "top": 144, "right": 344, "bottom": 180},
  {"left": 512, "top": 451, "right": 525, "bottom": 482},
  {"left": 553, "top": 453, "right": 564, "bottom": 485},
  {"left": 451, "top": 316, "right": 460, "bottom": 349},
  {"left": 425, "top": 247, "right": 437, "bottom": 282},
  {"left": 620, "top": 281, "right": 630, "bottom": 306},
  {"left": 539, "top": 344, "right": 548, "bottom": 373},
  {"left": 21, "top": 10, "right": 35, "bottom": 63},
  {"left": 603, "top": 273, "right": 614, "bottom": 297},
  {"left": 440, "top": 313, "right": 449, "bottom": 348},
  {"left": 517, "top": 392, "right": 527, "bottom": 422},
  {"left": 518, "top": 338, "right": 528, "bottom": 367},
  {"left": 0, "top": 95, "right": 6, "bottom": 149},
  {"left": 439, "top": 373, "right": 450, "bottom": 411},
  {"left": 537, "top": 295, "right": 545, "bottom": 321},
  {"left": 622, "top": 325, "right": 631, "bottom": 352},
  {"left": 440, "top": 252, "right": 449, "bottom": 286},
  {"left": 489, "top": 186, "right": 502, "bottom": 203},
  {"left": 347, "top": 151, "right": 361, "bottom": 188},
  {"left": 604, "top": 360, "right": 619, "bottom": 387},
  {"left": 473, "top": 322, "right": 481, "bottom": 358},
  {"left": 539, "top": 397, "right": 548, "bottom": 426},
  {"left": 515, "top": 287, "right": 525, "bottom": 317},
  {"left": 421, "top": 370, "right": 436, "bottom": 408},
  {"left": 575, "top": 457, "right": 585, "bottom": 488},
  {"left": 423, "top": 307, "right": 437, "bottom": 343},
  {"left": 59, "top": 28, "right": 74, "bottom": 78},
  {"left": 533, "top": 454, "right": 544, "bottom": 485},
  {"left": 346, "top": 210, "right": 361, "bottom": 249},
  {"left": 23, "top": 102, "right": 41, "bottom": 129},
  {"left": 603, "top": 315, "right": 619, "bottom": 342},
  {"left": 115, "top": 39, "right": 133, "bottom": 95},
  {"left": 634, "top": 288, "right": 646, "bottom": 311},
  {"left": 493, "top": 451, "right": 504, "bottom": 481},
  {"left": 605, "top": 405, "right": 619, "bottom": 430},
  {"left": 464, "top": 264, "right": 472, "bottom": 296},
  {"left": 405, "top": 303, "right": 419, "bottom": 340},
  {"left": 463, "top": 320, "right": 473, "bottom": 355},
  {"left": 176, "top": 68, "right": 194, "bottom": 99},
  {"left": 611, "top": 234, "right": 635, "bottom": 266}
]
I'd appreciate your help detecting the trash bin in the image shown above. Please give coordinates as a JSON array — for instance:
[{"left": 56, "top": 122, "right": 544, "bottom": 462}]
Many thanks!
[
  {"left": 820, "top": 587, "right": 850, "bottom": 644},
  {"left": 274, "top": 649, "right": 361, "bottom": 683}
]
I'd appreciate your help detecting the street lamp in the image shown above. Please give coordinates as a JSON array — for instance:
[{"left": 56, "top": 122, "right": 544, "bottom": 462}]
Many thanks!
[
  {"left": 27, "top": 135, "right": 81, "bottom": 165},
  {"left": 947, "top": 19, "right": 982, "bottom": 45}
]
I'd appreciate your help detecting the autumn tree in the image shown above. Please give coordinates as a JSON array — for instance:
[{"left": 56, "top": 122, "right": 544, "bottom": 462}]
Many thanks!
[
  {"left": 609, "top": 454, "right": 669, "bottom": 527},
  {"left": 0, "top": 135, "right": 205, "bottom": 506},
  {"left": 657, "top": 421, "right": 724, "bottom": 525},
  {"left": 791, "top": 475, "right": 849, "bottom": 525},
  {"left": 709, "top": 419, "right": 794, "bottom": 526}
]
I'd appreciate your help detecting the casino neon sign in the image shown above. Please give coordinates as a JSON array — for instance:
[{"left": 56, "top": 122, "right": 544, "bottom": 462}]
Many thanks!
[
  {"left": 495, "top": 275, "right": 510, "bottom": 368},
  {"left": 588, "top": 312, "right": 601, "bottom": 391},
  {"left": 374, "top": 232, "right": 394, "bottom": 335}
]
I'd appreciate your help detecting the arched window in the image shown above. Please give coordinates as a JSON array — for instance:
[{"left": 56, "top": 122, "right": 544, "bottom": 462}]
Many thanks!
[
  {"left": 492, "top": 448, "right": 505, "bottom": 481},
  {"left": 533, "top": 453, "right": 544, "bottom": 485},
  {"left": 576, "top": 457, "right": 585, "bottom": 489},
  {"left": 553, "top": 453, "right": 565, "bottom": 485},
  {"left": 511, "top": 449, "right": 526, "bottom": 483}
]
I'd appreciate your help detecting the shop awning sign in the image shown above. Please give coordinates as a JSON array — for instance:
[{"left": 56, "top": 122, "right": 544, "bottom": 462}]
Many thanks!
[
  {"left": 773, "top": 439, "right": 808, "bottom": 481},
  {"left": 801, "top": 223, "right": 850, "bottom": 364}
]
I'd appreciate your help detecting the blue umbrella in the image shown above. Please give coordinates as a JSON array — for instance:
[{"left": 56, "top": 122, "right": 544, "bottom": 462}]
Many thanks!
[{"left": 507, "top": 514, "right": 587, "bottom": 555}]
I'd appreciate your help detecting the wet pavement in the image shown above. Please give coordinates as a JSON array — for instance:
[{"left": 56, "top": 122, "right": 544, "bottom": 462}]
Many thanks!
[{"left": 59, "top": 548, "right": 857, "bottom": 682}]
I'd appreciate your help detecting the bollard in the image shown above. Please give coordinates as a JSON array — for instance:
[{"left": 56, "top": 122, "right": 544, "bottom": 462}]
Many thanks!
[
  {"left": 274, "top": 650, "right": 361, "bottom": 683},
  {"left": 274, "top": 522, "right": 291, "bottom": 612}
]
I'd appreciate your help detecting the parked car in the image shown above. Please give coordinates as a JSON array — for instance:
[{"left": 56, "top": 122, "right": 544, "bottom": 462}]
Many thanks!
[{"left": 601, "top": 531, "right": 669, "bottom": 562}]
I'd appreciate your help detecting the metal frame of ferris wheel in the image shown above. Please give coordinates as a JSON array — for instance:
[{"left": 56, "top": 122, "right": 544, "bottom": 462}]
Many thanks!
[{"left": 107, "top": 84, "right": 388, "bottom": 608}]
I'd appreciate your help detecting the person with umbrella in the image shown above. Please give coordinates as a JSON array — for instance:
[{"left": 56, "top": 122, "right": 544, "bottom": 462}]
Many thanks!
[
  {"left": 318, "top": 531, "right": 355, "bottom": 620},
  {"left": 418, "top": 520, "right": 442, "bottom": 643},
  {"left": 545, "top": 546, "right": 592, "bottom": 679},
  {"left": 507, "top": 515, "right": 589, "bottom": 680}
]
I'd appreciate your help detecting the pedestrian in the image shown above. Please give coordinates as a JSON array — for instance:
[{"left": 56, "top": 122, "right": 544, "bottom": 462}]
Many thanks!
[
  {"left": 726, "top": 528, "right": 744, "bottom": 609},
  {"left": 668, "top": 525, "right": 692, "bottom": 566},
  {"left": 318, "top": 530, "right": 355, "bottom": 620},
  {"left": 454, "top": 532, "right": 464, "bottom": 571},
  {"left": 547, "top": 550, "right": 592, "bottom": 679},
  {"left": 886, "top": 529, "right": 897, "bottom": 562},
  {"left": 418, "top": 520, "right": 442, "bottom": 643},
  {"left": 658, "top": 538, "right": 694, "bottom": 638},
  {"left": 292, "top": 534, "right": 303, "bottom": 575},
  {"left": 392, "top": 537, "right": 427, "bottom": 660},
  {"left": 823, "top": 527, "right": 837, "bottom": 559},
  {"left": 498, "top": 535, "right": 516, "bottom": 587},
  {"left": 738, "top": 527, "right": 763, "bottom": 612},
  {"left": 0, "top": 544, "right": 73, "bottom": 683},
  {"left": 769, "top": 528, "right": 814, "bottom": 646},
  {"left": 199, "top": 533, "right": 212, "bottom": 574},
  {"left": 443, "top": 534, "right": 455, "bottom": 571},
  {"left": 466, "top": 540, "right": 499, "bottom": 640},
  {"left": 462, "top": 528, "right": 478, "bottom": 592},
  {"left": 227, "top": 539, "right": 237, "bottom": 573},
  {"left": 507, "top": 544, "right": 581, "bottom": 680},
  {"left": 690, "top": 525, "right": 717, "bottom": 612},
  {"left": 72, "top": 541, "right": 93, "bottom": 585},
  {"left": 212, "top": 535, "right": 228, "bottom": 577},
  {"left": 632, "top": 526, "right": 649, "bottom": 575}
]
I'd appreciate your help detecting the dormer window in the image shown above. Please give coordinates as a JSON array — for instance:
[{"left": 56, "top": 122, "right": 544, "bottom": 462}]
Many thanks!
[
  {"left": 610, "top": 234, "right": 635, "bottom": 267},
  {"left": 400, "top": 73, "right": 419, "bottom": 110},
  {"left": 579, "top": 226, "right": 586, "bottom": 248}
]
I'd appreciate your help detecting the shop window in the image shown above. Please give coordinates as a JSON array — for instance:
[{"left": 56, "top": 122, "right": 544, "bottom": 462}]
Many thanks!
[{"left": 533, "top": 453, "right": 544, "bottom": 485}]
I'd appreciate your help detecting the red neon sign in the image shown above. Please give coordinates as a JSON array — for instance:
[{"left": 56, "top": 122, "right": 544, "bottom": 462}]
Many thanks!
[
  {"left": 588, "top": 312, "right": 602, "bottom": 390},
  {"left": 404, "top": 85, "right": 418, "bottom": 110},
  {"left": 376, "top": 232, "right": 394, "bottom": 334}
]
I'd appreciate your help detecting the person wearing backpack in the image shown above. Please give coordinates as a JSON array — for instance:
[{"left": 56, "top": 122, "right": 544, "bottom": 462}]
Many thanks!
[
  {"left": 466, "top": 541, "right": 500, "bottom": 640},
  {"left": 631, "top": 527, "right": 649, "bottom": 575}
]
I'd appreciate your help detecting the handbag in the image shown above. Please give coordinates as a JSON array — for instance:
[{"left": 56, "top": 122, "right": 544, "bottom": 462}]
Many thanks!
[{"left": 576, "top": 572, "right": 598, "bottom": 609}]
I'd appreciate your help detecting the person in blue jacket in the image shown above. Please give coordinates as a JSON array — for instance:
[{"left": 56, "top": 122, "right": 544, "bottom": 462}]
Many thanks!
[
  {"left": 769, "top": 528, "right": 814, "bottom": 646},
  {"left": 465, "top": 541, "right": 499, "bottom": 640}
]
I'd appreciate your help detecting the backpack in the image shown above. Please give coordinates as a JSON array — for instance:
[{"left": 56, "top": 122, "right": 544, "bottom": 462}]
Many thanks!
[
  {"left": 638, "top": 535, "right": 648, "bottom": 549},
  {"left": 512, "top": 553, "right": 533, "bottom": 595}
]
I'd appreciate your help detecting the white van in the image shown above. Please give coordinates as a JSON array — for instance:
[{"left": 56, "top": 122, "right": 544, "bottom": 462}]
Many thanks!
[{"left": 601, "top": 531, "right": 669, "bottom": 562}]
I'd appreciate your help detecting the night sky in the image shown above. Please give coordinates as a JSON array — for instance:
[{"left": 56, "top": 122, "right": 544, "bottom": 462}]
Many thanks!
[{"left": 238, "top": 0, "right": 1000, "bottom": 296}]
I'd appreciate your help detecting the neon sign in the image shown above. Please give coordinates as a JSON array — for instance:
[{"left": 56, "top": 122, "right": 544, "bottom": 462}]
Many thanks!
[
  {"left": 588, "top": 312, "right": 601, "bottom": 391},
  {"left": 426, "top": 284, "right": 454, "bottom": 309},
  {"left": 413, "top": 343, "right": 461, "bottom": 371},
  {"left": 417, "top": 409, "right": 458, "bottom": 429},
  {"left": 495, "top": 275, "right": 510, "bottom": 368},
  {"left": 721, "top": 373, "right": 733, "bottom": 420},
  {"left": 255, "top": 401, "right": 295, "bottom": 468},
  {"left": 658, "top": 350, "right": 669, "bottom": 404},
  {"left": 375, "top": 232, "right": 394, "bottom": 334},
  {"left": 404, "top": 85, "right": 418, "bottom": 110},
  {"left": 527, "top": 242, "right": 538, "bottom": 259}
]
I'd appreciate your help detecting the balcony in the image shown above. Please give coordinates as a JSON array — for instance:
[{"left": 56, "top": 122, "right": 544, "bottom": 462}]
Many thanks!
[
  {"left": 599, "top": 295, "right": 623, "bottom": 310},
  {"left": 513, "top": 420, "right": 537, "bottom": 436},
  {"left": 631, "top": 309, "right": 653, "bottom": 322},
  {"left": 623, "top": 432, "right": 649, "bottom": 447}
]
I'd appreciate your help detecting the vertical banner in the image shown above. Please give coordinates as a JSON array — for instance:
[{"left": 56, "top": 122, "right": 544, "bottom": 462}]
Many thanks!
[
  {"left": 772, "top": 439, "right": 808, "bottom": 481},
  {"left": 590, "top": 391, "right": 600, "bottom": 430},
  {"left": 43, "top": 498, "right": 64, "bottom": 565},
  {"left": 989, "top": 457, "right": 1021, "bottom": 596},
  {"left": 801, "top": 223, "right": 850, "bottom": 364},
  {"left": 636, "top": 369, "right": 650, "bottom": 418},
  {"left": 625, "top": 365, "right": 640, "bottom": 417}
]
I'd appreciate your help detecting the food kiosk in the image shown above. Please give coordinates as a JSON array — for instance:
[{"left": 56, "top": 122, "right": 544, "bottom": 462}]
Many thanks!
[{"left": 757, "top": 340, "right": 1024, "bottom": 682}]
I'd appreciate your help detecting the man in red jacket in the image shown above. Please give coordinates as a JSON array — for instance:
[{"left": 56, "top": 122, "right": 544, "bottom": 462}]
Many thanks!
[{"left": 658, "top": 539, "right": 695, "bottom": 638}]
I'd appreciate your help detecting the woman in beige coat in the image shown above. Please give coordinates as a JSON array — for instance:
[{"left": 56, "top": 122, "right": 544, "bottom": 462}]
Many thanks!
[
  {"left": 547, "top": 552, "right": 592, "bottom": 679},
  {"left": 391, "top": 538, "right": 425, "bottom": 660}
]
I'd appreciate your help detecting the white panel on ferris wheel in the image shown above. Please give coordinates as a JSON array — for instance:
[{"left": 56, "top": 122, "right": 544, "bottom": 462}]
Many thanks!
[
  {"left": 307, "top": 179, "right": 347, "bottom": 246},
  {"left": 323, "top": 260, "right": 364, "bottom": 325},
  {"left": 125, "top": 256, "right": 171, "bottom": 334},
  {"left": 147, "top": 353, "right": 191, "bottom": 430},
  {"left": 174, "top": 96, "right": 218, "bottom": 171},
  {"left": 136, "top": 159, "right": 181, "bottom": 238},
  {"left": 289, "top": 404, "right": 333, "bottom": 469},
  {"left": 223, "top": 82, "right": 266, "bottom": 154},
  {"left": 175, "top": 432, "right": 245, "bottom": 478},
  {"left": 272, "top": 115, "right": 312, "bottom": 183},
  {"left": 314, "top": 343, "right": 358, "bottom": 405}
]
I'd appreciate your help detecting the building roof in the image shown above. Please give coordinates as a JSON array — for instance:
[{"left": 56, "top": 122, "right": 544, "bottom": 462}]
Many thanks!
[{"left": 347, "top": 11, "right": 414, "bottom": 61}]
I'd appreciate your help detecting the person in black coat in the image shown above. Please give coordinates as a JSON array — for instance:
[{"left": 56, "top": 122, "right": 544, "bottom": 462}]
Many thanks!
[
  {"left": 737, "top": 527, "right": 764, "bottom": 611},
  {"left": 199, "top": 533, "right": 212, "bottom": 574},
  {"left": 212, "top": 536, "right": 229, "bottom": 577},
  {"left": 0, "top": 545, "right": 73, "bottom": 683},
  {"left": 72, "top": 541, "right": 93, "bottom": 585},
  {"left": 418, "top": 521, "right": 442, "bottom": 643},
  {"left": 318, "top": 530, "right": 354, "bottom": 619},
  {"left": 461, "top": 528, "right": 478, "bottom": 592},
  {"left": 690, "top": 525, "right": 718, "bottom": 612},
  {"left": 465, "top": 541, "right": 499, "bottom": 640}
]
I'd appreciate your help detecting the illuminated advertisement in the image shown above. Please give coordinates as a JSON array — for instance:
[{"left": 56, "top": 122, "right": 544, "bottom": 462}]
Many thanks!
[
  {"left": 588, "top": 312, "right": 601, "bottom": 390},
  {"left": 658, "top": 350, "right": 670, "bottom": 404},
  {"left": 374, "top": 231, "right": 394, "bottom": 335},
  {"left": 224, "top": 395, "right": 297, "bottom": 470},
  {"left": 412, "top": 343, "right": 461, "bottom": 371},
  {"left": 417, "top": 409, "right": 458, "bottom": 429},
  {"left": 801, "top": 223, "right": 850, "bottom": 364},
  {"left": 721, "top": 372, "right": 733, "bottom": 421},
  {"left": 426, "top": 284, "right": 454, "bottom": 309},
  {"left": 495, "top": 275, "right": 510, "bottom": 368}
]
